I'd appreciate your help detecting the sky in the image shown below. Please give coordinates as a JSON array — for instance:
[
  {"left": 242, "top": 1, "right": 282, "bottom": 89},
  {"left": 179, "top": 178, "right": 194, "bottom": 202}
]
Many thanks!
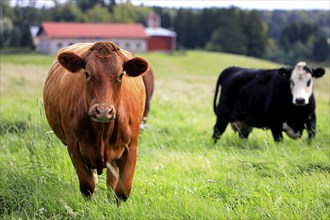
[
  {"left": 9, "top": 0, "right": 330, "bottom": 10},
  {"left": 131, "top": 0, "right": 330, "bottom": 10}
]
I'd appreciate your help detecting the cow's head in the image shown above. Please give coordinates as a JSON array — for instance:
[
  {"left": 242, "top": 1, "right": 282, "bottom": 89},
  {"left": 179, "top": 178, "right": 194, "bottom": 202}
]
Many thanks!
[
  {"left": 278, "top": 62, "right": 325, "bottom": 106},
  {"left": 57, "top": 42, "right": 149, "bottom": 123}
]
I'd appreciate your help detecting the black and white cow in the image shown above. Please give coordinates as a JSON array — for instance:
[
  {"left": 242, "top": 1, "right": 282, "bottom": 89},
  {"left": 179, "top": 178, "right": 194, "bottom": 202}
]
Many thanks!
[{"left": 212, "top": 62, "right": 325, "bottom": 142}]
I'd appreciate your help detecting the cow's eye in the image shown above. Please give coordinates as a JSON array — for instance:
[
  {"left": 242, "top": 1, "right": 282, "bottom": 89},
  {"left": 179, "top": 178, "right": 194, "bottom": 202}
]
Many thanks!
[
  {"left": 84, "top": 71, "right": 89, "bottom": 79},
  {"left": 117, "top": 71, "right": 126, "bottom": 81},
  {"left": 307, "top": 79, "right": 311, "bottom": 87}
]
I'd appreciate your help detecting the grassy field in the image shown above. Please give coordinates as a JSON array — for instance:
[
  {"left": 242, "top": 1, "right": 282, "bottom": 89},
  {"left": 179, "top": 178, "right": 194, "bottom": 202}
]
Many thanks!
[{"left": 0, "top": 51, "right": 329, "bottom": 219}]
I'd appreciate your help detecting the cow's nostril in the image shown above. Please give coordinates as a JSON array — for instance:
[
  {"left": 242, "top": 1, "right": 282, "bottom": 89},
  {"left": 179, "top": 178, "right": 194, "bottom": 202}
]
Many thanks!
[
  {"left": 96, "top": 106, "right": 111, "bottom": 114},
  {"left": 92, "top": 104, "right": 115, "bottom": 121},
  {"left": 96, "top": 107, "right": 101, "bottom": 115},
  {"left": 89, "top": 104, "right": 116, "bottom": 122},
  {"left": 295, "top": 98, "right": 305, "bottom": 105}
]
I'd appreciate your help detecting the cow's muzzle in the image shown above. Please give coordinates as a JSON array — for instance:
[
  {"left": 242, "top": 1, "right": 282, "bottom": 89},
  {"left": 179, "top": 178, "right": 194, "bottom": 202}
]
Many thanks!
[
  {"left": 293, "top": 97, "right": 308, "bottom": 106},
  {"left": 89, "top": 104, "right": 116, "bottom": 123}
]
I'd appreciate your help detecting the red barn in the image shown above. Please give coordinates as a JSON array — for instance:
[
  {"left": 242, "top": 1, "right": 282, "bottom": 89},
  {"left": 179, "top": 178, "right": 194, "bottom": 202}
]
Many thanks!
[
  {"left": 36, "top": 13, "right": 176, "bottom": 54},
  {"left": 145, "top": 13, "right": 176, "bottom": 52},
  {"left": 37, "top": 22, "right": 148, "bottom": 54}
]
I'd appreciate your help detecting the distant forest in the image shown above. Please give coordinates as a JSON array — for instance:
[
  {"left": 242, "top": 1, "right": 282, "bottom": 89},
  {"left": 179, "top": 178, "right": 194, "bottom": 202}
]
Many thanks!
[{"left": 1, "top": 0, "right": 329, "bottom": 65}]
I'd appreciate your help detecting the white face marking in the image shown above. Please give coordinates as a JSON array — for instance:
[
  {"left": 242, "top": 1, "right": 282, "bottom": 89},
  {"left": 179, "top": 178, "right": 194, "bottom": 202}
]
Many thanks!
[
  {"left": 282, "top": 122, "right": 301, "bottom": 138},
  {"left": 290, "top": 62, "right": 313, "bottom": 106}
]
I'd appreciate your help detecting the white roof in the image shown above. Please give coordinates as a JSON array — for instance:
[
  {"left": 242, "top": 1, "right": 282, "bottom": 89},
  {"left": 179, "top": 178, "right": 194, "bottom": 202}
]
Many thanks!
[
  {"left": 30, "top": 26, "right": 39, "bottom": 37},
  {"left": 145, "top": 27, "right": 176, "bottom": 37}
]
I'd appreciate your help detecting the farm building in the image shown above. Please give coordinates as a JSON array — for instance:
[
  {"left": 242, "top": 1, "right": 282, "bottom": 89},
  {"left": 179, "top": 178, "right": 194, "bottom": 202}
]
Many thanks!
[
  {"left": 36, "top": 22, "right": 148, "bottom": 54},
  {"left": 36, "top": 14, "right": 176, "bottom": 54},
  {"left": 145, "top": 13, "right": 176, "bottom": 52}
]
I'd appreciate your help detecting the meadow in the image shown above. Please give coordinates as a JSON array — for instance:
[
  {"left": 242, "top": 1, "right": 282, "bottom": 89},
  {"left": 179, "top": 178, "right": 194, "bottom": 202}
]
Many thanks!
[{"left": 0, "top": 51, "right": 329, "bottom": 219}]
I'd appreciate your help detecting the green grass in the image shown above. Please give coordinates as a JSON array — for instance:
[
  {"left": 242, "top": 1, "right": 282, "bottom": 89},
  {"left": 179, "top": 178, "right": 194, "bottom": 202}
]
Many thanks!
[{"left": 1, "top": 51, "right": 329, "bottom": 219}]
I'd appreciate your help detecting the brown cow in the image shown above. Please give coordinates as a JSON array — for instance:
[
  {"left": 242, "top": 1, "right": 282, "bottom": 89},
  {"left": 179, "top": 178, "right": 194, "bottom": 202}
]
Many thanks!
[{"left": 43, "top": 42, "right": 149, "bottom": 201}]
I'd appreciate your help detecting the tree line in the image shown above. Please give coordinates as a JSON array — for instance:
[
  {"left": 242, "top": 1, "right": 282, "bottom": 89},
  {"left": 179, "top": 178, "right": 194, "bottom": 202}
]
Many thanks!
[
  {"left": 1, "top": 0, "right": 329, "bottom": 65},
  {"left": 156, "top": 7, "right": 329, "bottom": 65}
]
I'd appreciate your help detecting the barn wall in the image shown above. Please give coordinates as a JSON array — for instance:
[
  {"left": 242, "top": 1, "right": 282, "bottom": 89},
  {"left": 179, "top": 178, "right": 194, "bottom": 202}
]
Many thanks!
[
  {"left": 148, "top": 36, "right": 174, "bottom": 52},
  {"left": 37, "top": 37, "right": 147, "bottom": 54}
]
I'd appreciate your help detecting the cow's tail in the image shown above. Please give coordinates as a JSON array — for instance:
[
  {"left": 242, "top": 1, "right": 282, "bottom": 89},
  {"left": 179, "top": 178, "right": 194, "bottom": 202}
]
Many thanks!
[
  {"left": 213, "top": 68, "right": 232, "bottom": 114},
  {"left": 213, "top": 70, "right": 224, "bottom": 114}
]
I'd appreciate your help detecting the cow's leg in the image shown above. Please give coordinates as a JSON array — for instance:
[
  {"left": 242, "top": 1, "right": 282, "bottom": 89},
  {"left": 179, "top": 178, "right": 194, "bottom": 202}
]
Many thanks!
[
  {"left": 306, "top": 113, "right": 316, "bottom": 141},
  {"left": 213, "top": 115, "right": 229, "bottom": 143},
  {"left": 231, "top": 122, "right": 252, "bottom": 139},
  {"left": 239, "top": 128, "right": 252, "bottom": 139},
  {"left": 106, "top": 161, "right": 119, "bottom": 191},
  {"left": 115, "top": 145, "right": 137, "bottom": 201},
  {"left": 67, "top": 142, "right": 96, "bottom": 198},
  {"left": 105, "top": 161, "right": 120, "bottom": 202},
  {"left": 271, "top": 126, "right": 283, "bottom": 142},
  {"left": 105, "top": 145, "right": 137, "bottom": 202}
]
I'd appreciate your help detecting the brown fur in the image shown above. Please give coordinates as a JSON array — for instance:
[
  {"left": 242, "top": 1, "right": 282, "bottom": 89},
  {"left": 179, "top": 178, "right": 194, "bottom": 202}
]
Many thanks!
[
  {"left": 43, "top": 42, "right": 149, "bottom": 200},
  {"left": 142, "top": 68, "right": 155, "bottom": 124}
]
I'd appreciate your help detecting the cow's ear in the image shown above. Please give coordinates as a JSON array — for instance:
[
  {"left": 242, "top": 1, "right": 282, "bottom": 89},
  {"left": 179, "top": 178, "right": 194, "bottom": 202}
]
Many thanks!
[
  {"left": 58, "top": 52, "right": 85, "bottom": 73},
  {"left": 123, "top": 57, "right": 149, "bottom": 77},
  {"left": 312, "top": 68, "right": 325, "bottom": 78},
  {"left": 278, "top": 68, "right": 292, "bottom": 78}
]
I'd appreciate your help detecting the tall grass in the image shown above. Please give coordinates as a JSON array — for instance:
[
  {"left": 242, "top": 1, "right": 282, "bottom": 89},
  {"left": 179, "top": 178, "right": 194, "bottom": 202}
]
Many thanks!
[{"left": 1, "top": 52, "right": 329, "bottom": 219}]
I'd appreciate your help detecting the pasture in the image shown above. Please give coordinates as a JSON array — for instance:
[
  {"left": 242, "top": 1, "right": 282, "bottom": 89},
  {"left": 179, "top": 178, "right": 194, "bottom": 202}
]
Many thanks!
[{"left": 1, "top": 51, "right": 329, "bottom": 219}]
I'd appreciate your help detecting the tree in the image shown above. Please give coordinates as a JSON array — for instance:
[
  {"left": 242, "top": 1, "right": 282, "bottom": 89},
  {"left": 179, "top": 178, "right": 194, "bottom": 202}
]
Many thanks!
[
  {"left": 20, "top": 23, "right": 34, "bottom": 48},
  {"left": 0, "top": 17, "right": 13, "bottom": 47},
  {"left": 198, "top": 8, "right": 226, "bottom": 48},
  {"left": 130, "top": 4, "right": 152, "bottom": 26},
  {"left": 173, "top": 8, "right": 198, "bottom": 49},
  {"left": 280, "top": 22, "right": 318, "bottom": 51},
  {"left": 205, "top": 28, "right": 222, "bottom": 52},
  {"left": 9, "top": 27, "right": 20, "bottom": 47},
  {"left": 152, "top": 7, "right": 173, "bottom": 29},
  {"left": 76, "top": 0, "right": 105, "bottom": 12},
  {"left": 278, "top": 22, "right": 326, "bottom": 63},
  {"left": 111, "top": 2, "right": 138, "bottom": 23},
  {"left": 1, "top": 0, "right": 15, "bottom": 20},
  {"left": 106, "top": 0, "right": 116, "bottom": 13},
  {"left": 313, "top": 36, "right": 329, "bottom": 62},
  {"left": 85, "top": 4, "right": 112, "bottom": 22},
  {"left": 243, "top": 10, "right": 268, "bottom": 58},
  {"left": 51, "top": 2, "right": 85, "bottom": 22},
  {"left": 206, "top": 8, "right": 246, "bottom": 54}
]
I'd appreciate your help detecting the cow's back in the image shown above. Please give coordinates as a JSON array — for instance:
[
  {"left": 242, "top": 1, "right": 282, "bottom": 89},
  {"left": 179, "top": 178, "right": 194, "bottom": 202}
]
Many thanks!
[{"left": 218, "top": 67, "right": 286, "bottom": 126}]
